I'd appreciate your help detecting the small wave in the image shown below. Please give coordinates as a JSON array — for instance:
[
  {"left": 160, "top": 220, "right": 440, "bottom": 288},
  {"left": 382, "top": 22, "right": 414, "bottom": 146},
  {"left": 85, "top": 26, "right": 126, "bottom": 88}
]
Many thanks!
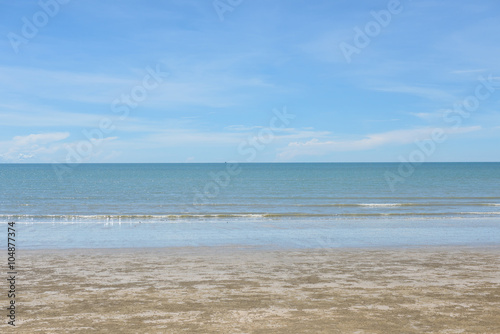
[
  {"left": 359, "top": 203, "right": 401, "bottom": 207},
  {"left": 459, "top": 212, "right": 500, "bottom": 215},
  {"left": 193, "top": 202, "right": 500, "bottom": 208},
  {"left": 255, "top": 196, "right": 500, "bottom": 201},
  {"left": 2, "top": 210, "right": 499, "bottom": 222},
  {"left": 0, "top": 214, "right": 269, "bottom": 221}
]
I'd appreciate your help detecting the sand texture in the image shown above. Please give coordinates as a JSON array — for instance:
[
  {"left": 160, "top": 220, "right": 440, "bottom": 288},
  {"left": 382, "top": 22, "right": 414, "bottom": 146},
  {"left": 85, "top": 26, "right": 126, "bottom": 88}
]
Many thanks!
[{"left": 4, "top": 246, "right": 500, "bottom": 333}]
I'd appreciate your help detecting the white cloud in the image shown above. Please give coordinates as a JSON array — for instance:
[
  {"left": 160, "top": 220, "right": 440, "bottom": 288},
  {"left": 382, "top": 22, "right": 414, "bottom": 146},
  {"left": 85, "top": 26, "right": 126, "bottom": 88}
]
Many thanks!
[
  {"left": 11, "top": 133, "right": 70, "bottom": 146},
  {"left": 0, "top": 132, "right": 70, "bottom": 162}
]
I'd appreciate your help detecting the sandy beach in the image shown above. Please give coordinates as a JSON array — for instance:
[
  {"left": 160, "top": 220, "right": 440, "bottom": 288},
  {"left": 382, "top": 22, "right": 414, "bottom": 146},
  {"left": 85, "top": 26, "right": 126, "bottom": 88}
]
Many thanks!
[{"left": 5, "top": 246, "right": 500, "bottom": 333}]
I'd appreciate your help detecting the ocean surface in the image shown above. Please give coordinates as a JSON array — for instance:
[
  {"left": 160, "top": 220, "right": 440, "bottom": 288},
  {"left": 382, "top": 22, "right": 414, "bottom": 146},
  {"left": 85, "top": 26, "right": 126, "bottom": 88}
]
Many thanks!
[{"left": 1, "top": 163, "right": 499, "bottom": 249}]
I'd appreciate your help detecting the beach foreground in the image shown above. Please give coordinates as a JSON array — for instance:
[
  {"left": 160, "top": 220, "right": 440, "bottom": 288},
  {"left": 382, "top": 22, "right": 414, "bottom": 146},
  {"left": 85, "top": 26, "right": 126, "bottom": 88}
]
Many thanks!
[{"left": 7, "top": 246, "right": 500, "bottom": 333}]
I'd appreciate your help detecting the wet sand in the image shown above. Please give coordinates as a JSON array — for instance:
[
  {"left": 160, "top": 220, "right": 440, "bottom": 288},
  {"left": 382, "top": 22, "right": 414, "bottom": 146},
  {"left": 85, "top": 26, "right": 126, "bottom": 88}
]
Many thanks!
[{"left": 5, "top": 246, "right": 500, "bottom": 333}]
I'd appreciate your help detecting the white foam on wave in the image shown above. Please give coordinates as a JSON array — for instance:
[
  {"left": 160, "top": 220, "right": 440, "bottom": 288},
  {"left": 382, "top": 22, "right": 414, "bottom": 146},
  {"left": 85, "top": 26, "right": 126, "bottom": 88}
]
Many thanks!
[{"left": 359, "top": 203, "right": 401, "bottom": 207}]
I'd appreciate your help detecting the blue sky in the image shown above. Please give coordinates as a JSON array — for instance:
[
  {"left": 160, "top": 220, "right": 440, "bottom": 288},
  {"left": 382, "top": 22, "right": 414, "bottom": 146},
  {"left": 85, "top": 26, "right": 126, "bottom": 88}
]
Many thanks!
[{"left": 0, "top": 0, "right": 499, "bottom": 163}]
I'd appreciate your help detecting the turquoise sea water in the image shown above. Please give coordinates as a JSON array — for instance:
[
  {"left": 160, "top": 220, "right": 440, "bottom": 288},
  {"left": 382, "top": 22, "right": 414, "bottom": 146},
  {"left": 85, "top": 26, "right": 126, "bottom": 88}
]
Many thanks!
[{"left": 1, "top": 163, "right": 499, "bottom": 249}]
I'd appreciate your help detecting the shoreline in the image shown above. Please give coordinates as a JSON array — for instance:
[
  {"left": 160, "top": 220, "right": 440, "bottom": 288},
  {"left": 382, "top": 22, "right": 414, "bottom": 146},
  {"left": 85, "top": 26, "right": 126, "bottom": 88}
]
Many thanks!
[
  {"left": 17, "top": 242, "right": 500, "bottom": 253},
  {"left": 8, "top": 245, "right": 500, "bottom": 333},
  {"left": 10, "top": 217, "right": 500, "bottom": 250}
]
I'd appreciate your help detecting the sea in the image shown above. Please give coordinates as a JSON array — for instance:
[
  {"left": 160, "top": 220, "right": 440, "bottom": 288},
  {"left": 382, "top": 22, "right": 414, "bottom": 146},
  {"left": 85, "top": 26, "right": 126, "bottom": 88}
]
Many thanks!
[{"left": 1, "top": 163, "right": 499, "bottom": 249}]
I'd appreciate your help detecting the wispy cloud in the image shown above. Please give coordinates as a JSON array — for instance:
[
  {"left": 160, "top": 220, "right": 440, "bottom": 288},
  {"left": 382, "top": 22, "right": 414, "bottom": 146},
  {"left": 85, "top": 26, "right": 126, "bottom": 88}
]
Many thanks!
[
  {"left": 369, "top": 85, "right": 458, "bottom": 101},
  {"left": 451, "top": 69, "right": 486, "bottom": 74},
  {"left": 277, "top": 126, "right": 482, "bottom": 160},
  {"left": 137, "top": 127, "right": 330, "bottom": 148},
  {"left": 299, "top": 29, "right": 353, "bottom": 64},
  {"left": 409, "top": 110, "right": 450, "bottom": 122},
  {"left": 0, "top": 107, "right": 115, "bottom": 128},
  {"left": 0, "top": 66, "right": 133, "bottom": 104}
]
